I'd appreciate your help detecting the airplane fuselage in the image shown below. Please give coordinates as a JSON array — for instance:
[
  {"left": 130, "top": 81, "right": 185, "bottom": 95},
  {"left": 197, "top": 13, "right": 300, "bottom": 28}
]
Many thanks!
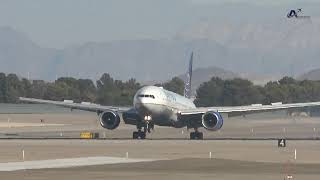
[{"left": 133, "top": 86, "right": 196, "bottom": 127}]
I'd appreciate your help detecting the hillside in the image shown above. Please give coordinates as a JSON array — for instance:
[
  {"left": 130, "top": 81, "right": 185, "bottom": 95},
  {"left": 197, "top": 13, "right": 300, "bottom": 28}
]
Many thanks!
[
  {"left": 0, "top": 27, "right": 57, "bottom": 80},
  {"left": 1, "top": 20, "right": 320, "bottom": 82},
  {"left": 298, "top": 69, "right": 320, "bottom": 80}
]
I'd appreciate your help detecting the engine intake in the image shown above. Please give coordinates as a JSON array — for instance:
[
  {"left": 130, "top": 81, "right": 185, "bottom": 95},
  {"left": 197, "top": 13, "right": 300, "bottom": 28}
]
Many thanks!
[
  {"left": 99, "top": 111, "right": 120, "bottom": 130},
  {"left": 202, "top": 111, "right": 223, "bottom": 131}
]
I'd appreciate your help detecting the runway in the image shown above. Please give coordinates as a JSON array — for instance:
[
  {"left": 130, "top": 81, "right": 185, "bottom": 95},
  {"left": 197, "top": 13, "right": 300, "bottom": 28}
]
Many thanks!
[
  {"left": 0, "top": 136, "right": 320, "bottom": 140},
  {"left": 0, "top": 156, "right": 156, "bottom": 171},
  {"left": 1, "top": 112, "right": 320, "bottom": 140},
  {"left": 0, "top": 139, "right": 319, "bottom": 163},
  {"left": 0, "top": 112, "right": 320, "bottom": 179},
  {"left": 0, "top": 139, "right": 319, "bottom": 180}
]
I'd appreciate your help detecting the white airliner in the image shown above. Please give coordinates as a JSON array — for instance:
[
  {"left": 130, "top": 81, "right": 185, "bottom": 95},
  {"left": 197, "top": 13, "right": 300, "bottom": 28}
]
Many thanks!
[{"left": 20, "top": 53, "right": 320, "bottom": 139}]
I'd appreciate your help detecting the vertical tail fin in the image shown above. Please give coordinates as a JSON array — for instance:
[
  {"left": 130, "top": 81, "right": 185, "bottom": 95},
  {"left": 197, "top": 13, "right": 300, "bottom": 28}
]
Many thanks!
[{"left": 184, "top": 52, "right": 193, "bottom": 99}]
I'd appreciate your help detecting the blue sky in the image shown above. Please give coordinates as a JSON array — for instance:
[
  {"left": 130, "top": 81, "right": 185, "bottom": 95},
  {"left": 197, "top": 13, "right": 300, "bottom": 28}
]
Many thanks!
[{"left": 0, "top": 0, "right": 318, "bottom": 48}]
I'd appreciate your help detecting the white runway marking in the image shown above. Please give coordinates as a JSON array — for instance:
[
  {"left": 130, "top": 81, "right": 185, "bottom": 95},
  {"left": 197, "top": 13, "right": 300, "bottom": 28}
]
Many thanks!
[
  {"left": 0, "top": 156, "right": 155, "bottom": 171},
  {"left": 0, "top": 122, "right": 67, "bottom": 127}
]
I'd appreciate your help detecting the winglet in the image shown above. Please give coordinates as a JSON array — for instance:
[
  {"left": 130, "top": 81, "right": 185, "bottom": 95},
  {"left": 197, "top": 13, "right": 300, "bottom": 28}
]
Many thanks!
[{"left": 184, "top": 52, "right": 193, "bottom": 99}]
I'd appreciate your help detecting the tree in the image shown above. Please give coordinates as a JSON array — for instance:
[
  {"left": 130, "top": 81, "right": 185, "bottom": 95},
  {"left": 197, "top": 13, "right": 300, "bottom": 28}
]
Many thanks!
[
  {"left": 96, "top": 73, "right": 140, "bottom": 105},
  {"left": 278, "top": 76, "right": 297, "bottom": 85},
  {"left": 96, "top": 73, "right": 117, "bottom": 105},
  {"left": 222, "top": 78, "right": 264, "bottom": 106},
  {"left": 194, "top": 77, "right": 224, "bottom": 106},
  {"left": 77, "top": 79, "right": 96, "bottom": 102},
  {"left": 55, "top": 77, "right": 81, "bottom": 101},
  {"left": 119, "top": 78, "right": 141, "bottom": 105},
  {"left": 20, "top": 78, "right": 32, "bottom": 98},
  {"left": 157, "top": 77, "right": 185, "bottom": 95},
  {"left": 0, "top": 70, "right": 319, "bottom": 107},
  {"left": 0, "top": 73, "right": 7, "bottom": 102},
  {"left": 195, "top": 77, "right": 264, "bottom": 106},
  {"left": 29, "top": 80, "right": 48, "bottom": 99},
  {"left": 6, "top": 74, "right": 23, "bottom": 103}
]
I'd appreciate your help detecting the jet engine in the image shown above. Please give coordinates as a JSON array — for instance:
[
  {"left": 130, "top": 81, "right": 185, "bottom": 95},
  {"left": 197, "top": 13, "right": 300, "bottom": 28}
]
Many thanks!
[
  {"left": 99, "top": 111, "right": 120, "bottom": 130},
  {"left": 201, "top": 111, "right": 223, "bottom": 131}
]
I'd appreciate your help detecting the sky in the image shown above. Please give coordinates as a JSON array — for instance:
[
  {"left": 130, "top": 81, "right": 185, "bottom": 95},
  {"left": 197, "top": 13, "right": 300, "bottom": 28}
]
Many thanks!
[{"left": 0, "top": 0, "right": 319, "bottom": 48}]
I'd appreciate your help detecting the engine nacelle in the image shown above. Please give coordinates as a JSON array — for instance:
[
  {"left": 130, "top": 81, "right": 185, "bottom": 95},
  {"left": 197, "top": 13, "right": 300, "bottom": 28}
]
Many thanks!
[
  {"left": 99, "top": 111, "right": 120, "bottom": 130},
  {"left": 201, "top": 111, "right": 223, "bottom": 131}
]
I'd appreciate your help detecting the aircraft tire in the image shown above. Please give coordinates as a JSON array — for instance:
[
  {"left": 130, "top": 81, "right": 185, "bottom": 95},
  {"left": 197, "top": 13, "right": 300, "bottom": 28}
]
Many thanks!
[
  {"left": 190, "top": 132, "right": 196, "bottom": 140},
  {"left": 133, "top": 131, "right": 146, "bottom": 139},
  {"left": 139, "top": 132, "right": 146, "bottom": 139},
  {"left": 190, "top": 132, "right": 203, "bottom": 140},
  {"left": 133, "top": 132, "right": 139, "bottom": 139},
  {"left": 197, "top": 132, "right": 203, "bottom": 140}
]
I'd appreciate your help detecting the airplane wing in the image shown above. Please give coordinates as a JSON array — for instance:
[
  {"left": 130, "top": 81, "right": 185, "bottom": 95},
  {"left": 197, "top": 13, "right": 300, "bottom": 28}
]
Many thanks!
[
  {"left": 19, "top": 97, "right": 131, "bottom": 113},
  {"left": 179, "top": 101, "right": 320, "bottom": 117}
]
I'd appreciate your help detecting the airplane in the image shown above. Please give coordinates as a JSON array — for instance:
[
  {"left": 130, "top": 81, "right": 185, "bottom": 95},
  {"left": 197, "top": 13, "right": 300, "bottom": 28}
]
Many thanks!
[{"left": 19, "top": 52, "right": 320, "bottom": 140}]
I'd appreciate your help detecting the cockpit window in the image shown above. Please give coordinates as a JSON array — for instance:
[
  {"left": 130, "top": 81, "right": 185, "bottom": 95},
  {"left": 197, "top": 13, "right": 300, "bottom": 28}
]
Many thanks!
[{"left": 138, "top": 94, "right": 155, "bottom": 99}]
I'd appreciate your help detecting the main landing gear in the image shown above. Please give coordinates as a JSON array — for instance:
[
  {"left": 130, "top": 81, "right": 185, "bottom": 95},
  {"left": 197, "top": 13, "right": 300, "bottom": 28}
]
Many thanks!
[{"left": 190, "top": 128, "right": 203, "bottom": 140}]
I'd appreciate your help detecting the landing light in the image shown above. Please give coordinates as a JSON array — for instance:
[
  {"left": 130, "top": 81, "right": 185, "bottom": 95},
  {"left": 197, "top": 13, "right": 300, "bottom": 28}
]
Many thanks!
[{"left": 144, "top": 115, "right": 152, "bottom": 121}]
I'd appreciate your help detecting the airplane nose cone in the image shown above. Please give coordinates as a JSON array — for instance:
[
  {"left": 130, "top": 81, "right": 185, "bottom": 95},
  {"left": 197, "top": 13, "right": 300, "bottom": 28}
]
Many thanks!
[
  {"left": 134, "top": 101, "right": 151, "bottom": 114},
  {"left": 133, "top": 86, "right": 161, "bottom": 116}
]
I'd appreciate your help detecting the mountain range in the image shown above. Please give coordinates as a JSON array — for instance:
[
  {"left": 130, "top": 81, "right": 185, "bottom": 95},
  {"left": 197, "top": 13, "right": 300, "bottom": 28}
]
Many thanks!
[
  {"left": 0, "top": 18, "right": 320, "bottom": 83},
  {"left": 298, "top": 69, "right": 320, "bottom": 81}
]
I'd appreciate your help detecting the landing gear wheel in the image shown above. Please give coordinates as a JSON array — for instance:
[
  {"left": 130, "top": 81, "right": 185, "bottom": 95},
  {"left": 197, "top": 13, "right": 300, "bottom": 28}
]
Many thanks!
[
  {"left": 197, "top": 132, "right": 203, "bottom": 139},
  {"left": 190, "top": 132, "right": 203, "bottom": 140},
  {"left": 133, "top": 131, "right": 146, "bottom": 139},
  {"left": 133, "top": 132, "right": 139, "bottom": 139},
  {"left": 139, "top": 131, "right": 146, "bottom": 139}
]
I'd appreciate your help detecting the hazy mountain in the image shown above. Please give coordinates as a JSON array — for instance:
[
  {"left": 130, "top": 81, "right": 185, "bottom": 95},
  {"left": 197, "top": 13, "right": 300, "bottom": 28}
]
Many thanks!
[
  {"left": 177, "top": 66, "right": 239, "bottom": 91},
  {"left": 298, "top": 69, "right": 320, "bottom": 81},
  {"left": 175, "top": 19, "right": 320, "bottom": 77},
  {"left": 0, "top": 27, "right": 58, "bottom": 80},
  {"left": 57, "top": 39, "right": 228, "bottom": 82},
  {"left": 1, "top": 20, "right": 320, "bottom": 82},
  {"left": 0, "top": 27, "right": 228, "bottom": 81}
]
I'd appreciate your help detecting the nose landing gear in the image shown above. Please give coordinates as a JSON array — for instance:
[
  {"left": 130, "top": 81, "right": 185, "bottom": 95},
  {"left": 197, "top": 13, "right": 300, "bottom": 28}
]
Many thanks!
[
  {"left": 132, "top": 119, "right": 154, "bottom": 139},
  {"left": 132, "top": 123, "right": 146, "bottom": 139},
  {"left": 133, "top": 130, "right": 146, "bottom": 139},
  {"left": 145, "top": 121, "right": 154, "bottom": 133}
]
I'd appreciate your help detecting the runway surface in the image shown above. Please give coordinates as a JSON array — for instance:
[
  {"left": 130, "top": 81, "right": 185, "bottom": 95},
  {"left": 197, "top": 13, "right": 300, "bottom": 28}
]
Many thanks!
[
  {"left": 0, "top": 156, "right": 156, "bottom": 171},
  {"left": 0, "top": 111, "right": 320, "bottom": 179},
  {"left": 1, "top": 158, "right": 320, "bottom": 180},
  {"left": 0, "top": 140, "right": 320, "bottom": 180},
  {"left": 1, "top": 111, "right": 320, "bottom": 140}
]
